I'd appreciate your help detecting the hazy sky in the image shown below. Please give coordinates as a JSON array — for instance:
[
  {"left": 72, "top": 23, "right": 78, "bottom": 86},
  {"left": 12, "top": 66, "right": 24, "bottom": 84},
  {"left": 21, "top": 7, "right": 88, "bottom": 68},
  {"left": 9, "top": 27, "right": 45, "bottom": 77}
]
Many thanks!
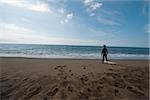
[{"left": 0, "top": 0, "right": 149, "bottom": 47}]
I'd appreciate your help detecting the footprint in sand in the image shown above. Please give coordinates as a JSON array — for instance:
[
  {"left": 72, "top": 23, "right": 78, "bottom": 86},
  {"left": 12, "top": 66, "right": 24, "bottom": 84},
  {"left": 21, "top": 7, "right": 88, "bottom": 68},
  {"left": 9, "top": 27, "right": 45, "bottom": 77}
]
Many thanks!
[
  {"left": 80, "top": 76, "right": 88, "bottom": 82},
  {"left": 43, "top": 87, "right": 59, "bottom": 100},
  {"left": 68, "top": 86, "right": 73, "bottom": 92},
  {"left": 71, "top": 73, "right": 74, "bottom": 76},
  {"left": 114, "top": 89, "right": 119, "bottom": 96},
  {"left": 54, "top": 67, "right": 57, "bottom": 70},
  {"left": 69, "top": 70, "right": 72, "bottom": 72},
  {"left": 108, "top": 68, "right": 113, "bottom": 71},
  {"left": 24, "top": 85, "right": 42, "bottom": 99},
  {"left": 63, "top": 65, "right": 66, "bottom": 68},
  {"left": 87, "top": 88, "right": 92, "bottom": 92},
  {"left": 46, "top": 87, "right": 59, "bottom": 96},
  {"left": 80, "top": 77, "right": 84, "bottom": 81},
  {"left": 126, "top": 85, "right": 146, "bottom": 96},
  {"left": 96, "top": 86, "right": 102, "bottom": 92},
  {"left": 54, "top": 65, "right": 62, "bottom": 70},
  {"left": 82, "top": 74, "right": 85, "bottom": 77},
  {"left": 81, "top": 65, "right": 87, "bottom": 70},
  {"left": 63, "top": 77, "right": 67, "bottom": 80},
  {"left": 83, "top": 66, "right": 86, "bottom": 70}
]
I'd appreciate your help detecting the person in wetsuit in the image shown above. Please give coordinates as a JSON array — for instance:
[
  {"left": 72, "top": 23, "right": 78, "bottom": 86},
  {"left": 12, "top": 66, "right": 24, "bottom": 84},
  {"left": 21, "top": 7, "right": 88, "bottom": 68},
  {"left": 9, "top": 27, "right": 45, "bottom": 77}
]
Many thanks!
[{"left": 101, "top": 45, "right": 108, "bottom": 63}]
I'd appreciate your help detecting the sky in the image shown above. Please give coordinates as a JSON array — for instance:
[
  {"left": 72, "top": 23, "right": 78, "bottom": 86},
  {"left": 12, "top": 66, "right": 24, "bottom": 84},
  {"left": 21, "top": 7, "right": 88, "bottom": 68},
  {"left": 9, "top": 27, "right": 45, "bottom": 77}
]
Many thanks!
[{"left": 0, "top": 0, "right": 149, "bottom": 47}]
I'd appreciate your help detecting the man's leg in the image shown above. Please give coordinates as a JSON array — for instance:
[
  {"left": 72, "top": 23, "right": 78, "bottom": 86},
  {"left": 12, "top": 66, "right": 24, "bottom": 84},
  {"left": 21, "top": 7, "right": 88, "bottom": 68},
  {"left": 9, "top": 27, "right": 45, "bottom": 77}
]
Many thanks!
[
  {"left": 105, "top": 55, "right": 108, "bottom": 61},
  {"left": 102, "top": 55, "right": 104, "bottom": 63}
]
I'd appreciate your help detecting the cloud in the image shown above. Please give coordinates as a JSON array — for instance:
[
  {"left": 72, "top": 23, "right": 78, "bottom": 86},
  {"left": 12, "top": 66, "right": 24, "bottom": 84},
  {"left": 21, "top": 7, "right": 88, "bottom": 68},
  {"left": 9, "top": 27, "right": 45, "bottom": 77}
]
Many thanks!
[
  {"left": 21, "top": 17, "right": 29, "bottom": 22},
  {"left": 97, "top": 17, "right": 121, "bottom": 26},
  {"left": 90, "top": 2, "right": 102, "bottom": 11},
  {"left": 0, "top": 32, "right": 99, "bottom": 45},
  {"left": 0, "top": 23, "right": 98, "bottom": 45},
  {"left": 84, "top": 0, "right": 94, "bottom": 4},
  {"left": 0, "top": 23, "right": 33, "bottom": 34},
  {"left": 58, "top": 8, "right": 65, "bottom": 14},
  {"left": 94, "top": 8, "right": 122, "bottom": 26},
  {"left": 67, "top": 13, "right": 73, "bottom": 19},
  {"left": 84, "top": 0, "right": 102, "bottom": 16},
  {"left": 84, "top": 0, "right": 94, "bottom": 6},
  {"left": 60, "top": 13, "right": 73, "bottom": 24},
  {"left": 0, "top": 0, "right": 52, "bottom": 13},
  {"left": 90, "top": 13, "right": 95, "bottom": 16},
  {"left": 27, "top": 2, "right": 52, "bottom": 12},
  {"left": 57, "top": 7, "right": 74, "bottom": 24}
]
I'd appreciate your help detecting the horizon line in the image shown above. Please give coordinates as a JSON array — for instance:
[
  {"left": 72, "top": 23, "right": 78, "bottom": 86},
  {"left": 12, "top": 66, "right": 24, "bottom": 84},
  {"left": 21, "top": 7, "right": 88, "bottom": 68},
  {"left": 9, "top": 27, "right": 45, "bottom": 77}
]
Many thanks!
[{"left": 0, "top": 42, "right": 149, "bottom": 49}]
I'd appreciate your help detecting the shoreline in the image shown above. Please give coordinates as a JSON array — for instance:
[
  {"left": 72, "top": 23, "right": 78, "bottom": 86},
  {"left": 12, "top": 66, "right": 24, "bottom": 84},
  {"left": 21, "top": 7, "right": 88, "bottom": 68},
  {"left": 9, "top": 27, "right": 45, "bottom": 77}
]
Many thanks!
[
  {"left": 0, "top": 43, "right": 149, "bottom": 49},
  {"left": 0, "top": 56, "right": 149, "bottom": 61}
]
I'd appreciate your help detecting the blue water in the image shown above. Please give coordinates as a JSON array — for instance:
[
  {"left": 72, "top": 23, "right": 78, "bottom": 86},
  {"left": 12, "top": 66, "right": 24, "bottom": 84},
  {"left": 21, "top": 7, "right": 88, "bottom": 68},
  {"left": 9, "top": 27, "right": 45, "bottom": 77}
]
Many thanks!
[{"left": 0, "top": 44, "right": 149, "bottom": 59}]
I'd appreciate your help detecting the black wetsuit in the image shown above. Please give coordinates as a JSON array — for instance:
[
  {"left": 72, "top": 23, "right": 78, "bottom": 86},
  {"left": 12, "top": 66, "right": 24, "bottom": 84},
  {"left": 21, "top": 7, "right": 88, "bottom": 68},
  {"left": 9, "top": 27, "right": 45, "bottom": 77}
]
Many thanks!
[{"left": 101, "top": 48, "right": 108, "bottom": 62}]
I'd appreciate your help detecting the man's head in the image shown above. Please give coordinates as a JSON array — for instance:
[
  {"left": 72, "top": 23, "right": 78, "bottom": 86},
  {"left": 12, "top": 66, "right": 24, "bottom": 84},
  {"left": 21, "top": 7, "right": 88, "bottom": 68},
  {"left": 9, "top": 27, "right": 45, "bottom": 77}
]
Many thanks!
[{"left": 104, "top": 45, "right": 106, "bottom": 48}]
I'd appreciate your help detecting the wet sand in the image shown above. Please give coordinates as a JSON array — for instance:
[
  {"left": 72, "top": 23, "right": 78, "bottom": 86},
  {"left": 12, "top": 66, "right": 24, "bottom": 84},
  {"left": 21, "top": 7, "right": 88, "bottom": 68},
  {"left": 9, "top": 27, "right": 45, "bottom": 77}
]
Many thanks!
[{"left": 0, "top": 57, "right": 149, "bottom": 100}]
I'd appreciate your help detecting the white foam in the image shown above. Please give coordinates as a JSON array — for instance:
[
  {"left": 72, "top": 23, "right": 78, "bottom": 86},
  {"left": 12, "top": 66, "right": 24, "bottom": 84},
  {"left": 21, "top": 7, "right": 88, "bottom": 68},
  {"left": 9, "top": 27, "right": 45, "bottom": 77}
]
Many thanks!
[{"left": 0, "top": 53, "right": 149, "bottom": 60}]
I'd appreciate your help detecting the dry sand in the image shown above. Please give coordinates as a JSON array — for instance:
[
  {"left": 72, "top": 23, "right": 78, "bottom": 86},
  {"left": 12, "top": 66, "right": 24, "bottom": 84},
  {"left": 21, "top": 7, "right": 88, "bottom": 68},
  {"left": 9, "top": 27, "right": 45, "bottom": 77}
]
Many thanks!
[{"left": 0, "top": 57, "right": 149, "bottom": 100}]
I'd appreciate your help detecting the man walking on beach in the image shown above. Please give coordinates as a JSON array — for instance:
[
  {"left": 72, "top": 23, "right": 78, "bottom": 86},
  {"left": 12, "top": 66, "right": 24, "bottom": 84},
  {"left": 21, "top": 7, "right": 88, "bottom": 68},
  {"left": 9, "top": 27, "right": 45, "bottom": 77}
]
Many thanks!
[{"left": 101, "top": 45, "right": 108, "bottom": 63}]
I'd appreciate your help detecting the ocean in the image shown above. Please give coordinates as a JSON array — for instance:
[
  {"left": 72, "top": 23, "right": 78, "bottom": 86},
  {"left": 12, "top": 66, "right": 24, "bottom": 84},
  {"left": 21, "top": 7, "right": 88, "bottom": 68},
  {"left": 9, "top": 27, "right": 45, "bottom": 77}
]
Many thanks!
[{"left": 0, "top": 44, "right": 149, "bottom": 59}]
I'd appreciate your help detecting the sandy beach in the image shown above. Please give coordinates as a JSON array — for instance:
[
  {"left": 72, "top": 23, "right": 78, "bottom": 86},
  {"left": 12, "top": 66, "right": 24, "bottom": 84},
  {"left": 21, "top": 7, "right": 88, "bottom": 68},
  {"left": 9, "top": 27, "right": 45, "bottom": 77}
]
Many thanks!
[{"left": 0, "top": 57, "right": 149, "bottom": 100}]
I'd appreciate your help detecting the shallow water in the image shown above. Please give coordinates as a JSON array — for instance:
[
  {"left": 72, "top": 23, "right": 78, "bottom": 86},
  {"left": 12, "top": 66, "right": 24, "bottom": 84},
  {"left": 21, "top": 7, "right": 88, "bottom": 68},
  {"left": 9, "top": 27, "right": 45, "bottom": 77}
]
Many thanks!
[{"left": 0, "top": 44, "right": 149, "bottom": 59}]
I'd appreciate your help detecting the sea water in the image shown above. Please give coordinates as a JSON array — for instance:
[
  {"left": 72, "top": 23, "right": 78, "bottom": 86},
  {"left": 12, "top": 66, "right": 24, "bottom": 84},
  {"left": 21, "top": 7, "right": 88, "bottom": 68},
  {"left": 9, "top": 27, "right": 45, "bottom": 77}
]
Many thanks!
[{"left": 0, "top": 44, "right": 149, "bottom": 59}]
